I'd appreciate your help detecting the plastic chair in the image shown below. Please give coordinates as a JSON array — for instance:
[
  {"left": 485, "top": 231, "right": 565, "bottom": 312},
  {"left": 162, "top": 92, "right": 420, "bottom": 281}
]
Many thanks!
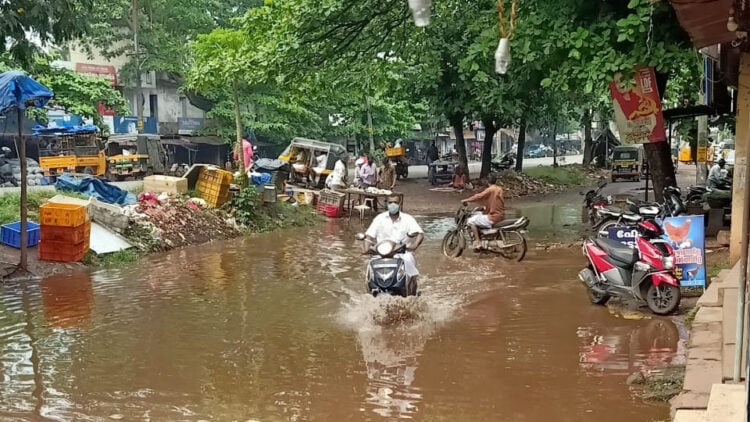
[{"left": 350, "top": 197, "right": 375, "bottom": 226}]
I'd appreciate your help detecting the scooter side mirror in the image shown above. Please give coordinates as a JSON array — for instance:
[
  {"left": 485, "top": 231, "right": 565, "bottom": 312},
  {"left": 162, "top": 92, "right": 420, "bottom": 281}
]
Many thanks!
[{"left": 354, "top": 233, "right": 366, "bottom": 241}]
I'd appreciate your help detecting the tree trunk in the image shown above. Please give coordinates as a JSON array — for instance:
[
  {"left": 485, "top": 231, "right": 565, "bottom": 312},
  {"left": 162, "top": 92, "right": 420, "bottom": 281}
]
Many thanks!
[
  {"left": 514, "top": 118, "right": 527, "bottom": 172},
  {"left": 644, "top": 141, "right": 676, "bottom": 202},
  {"left": 647, "top": 71, "right": 676, "bottom": 201},
  {"left": 450, "top": 113, "right": 469, "bottom": 177},
  {"left": 480, "top": 117, "right": 497, "bottom": 178},
  {"left": 18, "top": 110, "right": 27, "bottom": 271},
  {"left": 232, "top": 80, "right": 245, "bottom": 185},
  {"left": 582, "top": 109, "right": 593, "bottom": 166},
  {"left": 552, "top": 123, "right": 558, "bottom": 167}
]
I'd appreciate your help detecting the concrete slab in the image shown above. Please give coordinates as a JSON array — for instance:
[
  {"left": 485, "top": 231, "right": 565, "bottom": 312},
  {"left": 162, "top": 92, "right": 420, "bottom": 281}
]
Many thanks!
[
  {"left": 683, "top": 358, "right": 723, "bottom": 394},
  {"left": 690, "top": 323, "right": 723, "bottom": 347},
  {"left": 697, "top": 283, "right": 722, "bottom": 307},
  {"left": 671, "top": 391, "right": 710, "bottom": 412},
  {"left": 687, "top": 346, "right": 722, "bottom": 361},
  {"left": 705, "top": 384, "right": 746, "bottom": 422},
  {"left": 722, "top": 344, "right": 748, "bottom": 381},
  {"left": 674, "top": 409, "right": 707, "bottom": 422},
  {"left": 694, "top": 307, "right": 723, "bottom": 325}
]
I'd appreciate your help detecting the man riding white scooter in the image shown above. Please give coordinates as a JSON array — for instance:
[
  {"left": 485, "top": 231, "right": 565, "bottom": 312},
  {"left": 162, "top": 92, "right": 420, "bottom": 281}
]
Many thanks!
[{"left": 362, "top": 195, "right": 425, "bottom": 284}]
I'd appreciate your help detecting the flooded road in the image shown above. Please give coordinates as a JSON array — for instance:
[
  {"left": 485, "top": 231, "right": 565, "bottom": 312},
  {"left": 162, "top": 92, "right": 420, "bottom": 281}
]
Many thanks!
[{"left": 0, "top": 208, "right": 684, "bottom": 421}]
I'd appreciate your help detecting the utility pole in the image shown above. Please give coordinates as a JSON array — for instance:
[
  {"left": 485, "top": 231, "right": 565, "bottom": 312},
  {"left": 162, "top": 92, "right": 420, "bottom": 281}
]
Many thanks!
[{"left": 132, "top": 0, "right": 143, "bottom": 134}]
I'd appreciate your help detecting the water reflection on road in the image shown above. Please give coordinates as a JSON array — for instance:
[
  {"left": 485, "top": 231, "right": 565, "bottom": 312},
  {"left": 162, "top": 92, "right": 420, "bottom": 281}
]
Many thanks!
[{"left": 0, "top": 211, "right": 682, "bottom": 421}]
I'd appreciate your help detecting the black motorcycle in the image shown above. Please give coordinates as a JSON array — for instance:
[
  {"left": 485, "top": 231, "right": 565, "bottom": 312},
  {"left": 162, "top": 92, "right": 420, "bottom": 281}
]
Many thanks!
[
  {"left": 355, "top": 233, "right": 418, "bottom": 297},
  {"left": 490, "top": 152, "right": 515, "bottom": 173},
  {"left": 594, "top": 186, "right": 685, "bottom": 237},
  {"left": 441, "top": 204, "right": 529, "bottom": 261},
  {"left": 581, "top": 181, "right": 610, "bottom": 225}
]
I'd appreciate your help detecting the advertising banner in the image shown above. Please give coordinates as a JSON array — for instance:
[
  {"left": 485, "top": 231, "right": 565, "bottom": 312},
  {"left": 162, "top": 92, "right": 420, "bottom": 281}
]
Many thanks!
[
  {"left": 606, "top": 215, "right": 706, "bottom": 288},
  {"left": 661, "top": 215, "right": 706, "bottom": 288},
  {"left": 609, "top": 67, "right": 667, "bottom": 144}
]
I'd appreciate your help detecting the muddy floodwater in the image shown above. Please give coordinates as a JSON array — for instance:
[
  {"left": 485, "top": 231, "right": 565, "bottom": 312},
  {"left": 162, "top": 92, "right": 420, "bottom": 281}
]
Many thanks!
[{"left": 0, "top": 207, "right": 685, "bottom": 421}]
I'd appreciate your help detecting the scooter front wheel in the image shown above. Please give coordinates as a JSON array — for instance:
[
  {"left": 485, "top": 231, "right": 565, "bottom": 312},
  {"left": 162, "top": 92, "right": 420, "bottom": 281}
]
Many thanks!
[
  {"left": 441, "top": 229, "right": 465, "bottom": 258},
  {"left": 646, "top": 283, "right": 681, "bottom": 315}
]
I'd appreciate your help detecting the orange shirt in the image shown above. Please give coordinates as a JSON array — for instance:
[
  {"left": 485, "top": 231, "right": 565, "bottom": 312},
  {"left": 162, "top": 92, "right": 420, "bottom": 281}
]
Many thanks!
[{"left": 465, "top": 184, "right": 505, "bottom": 223}]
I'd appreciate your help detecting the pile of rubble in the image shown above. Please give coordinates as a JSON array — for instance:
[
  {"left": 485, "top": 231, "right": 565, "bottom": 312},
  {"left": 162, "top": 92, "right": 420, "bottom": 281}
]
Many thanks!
[
  {"left": 492, "top": 171, "right": 568, "bottom": 198},
  {"left": 122, "top": 194, "right": 240, "bottom": 252}
]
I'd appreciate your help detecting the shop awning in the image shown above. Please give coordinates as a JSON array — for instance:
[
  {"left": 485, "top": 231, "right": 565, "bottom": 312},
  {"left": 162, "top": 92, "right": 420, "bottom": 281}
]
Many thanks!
[{"left": 671, "top": 0, "right": 736, "bottom": 48}]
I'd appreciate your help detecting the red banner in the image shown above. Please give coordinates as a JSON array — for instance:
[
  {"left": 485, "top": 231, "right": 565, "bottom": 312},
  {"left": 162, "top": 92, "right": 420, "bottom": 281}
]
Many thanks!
[
  {"left": 75, "top": 63, "right": 118, "bottom": 86},
  {"left": 609, "top": 67, "right": 666, "bottom": 144}
]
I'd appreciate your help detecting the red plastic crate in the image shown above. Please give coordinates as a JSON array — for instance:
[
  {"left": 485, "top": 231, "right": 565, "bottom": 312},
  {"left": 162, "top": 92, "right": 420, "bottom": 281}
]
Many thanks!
[
  {"left": 38, "top": 242, "right": 87, "bottom": 262},
  {"left": 40, "top": 220, "right": 91, "bottom": 244},
  {"left": 317, "top": 204, "right": 341, "bottom": 218}
]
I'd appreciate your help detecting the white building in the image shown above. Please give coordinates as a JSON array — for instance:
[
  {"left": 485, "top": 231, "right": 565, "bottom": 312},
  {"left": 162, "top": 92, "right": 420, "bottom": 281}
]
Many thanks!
[{"left": 58, "top": 42, "right": 206, "bottom": 135}]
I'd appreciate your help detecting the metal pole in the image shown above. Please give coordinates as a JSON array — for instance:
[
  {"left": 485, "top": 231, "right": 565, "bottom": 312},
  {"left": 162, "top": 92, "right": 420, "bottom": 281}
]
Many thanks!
[
  {"left": 132, "top": 0, "right": 143, "bottom": 134},
  {"left": 734, "top": 153, "right": 750, "bottom": 381},
  {"left": 645, "top": 163, "right": 649, "bottom": 202}
]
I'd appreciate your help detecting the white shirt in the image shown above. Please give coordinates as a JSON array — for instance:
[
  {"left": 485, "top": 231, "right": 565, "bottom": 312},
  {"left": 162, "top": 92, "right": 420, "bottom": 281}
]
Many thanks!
[
  {"left": 707, "top": 164, "right": 726, "bottom": 187},
  {"left": 325, "top": 160, "right": 347, "bottom": 188},
  {"left": 316, "top": 154, "right": 328, "bottom": 168},
  {"left": 366, "top": 212, "right": 423, "bottom": 245}
]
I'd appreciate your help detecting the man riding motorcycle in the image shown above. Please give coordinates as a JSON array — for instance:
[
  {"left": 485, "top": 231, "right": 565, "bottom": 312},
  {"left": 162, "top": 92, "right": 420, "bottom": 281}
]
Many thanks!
[
  {"left": 363, "top": 195, "right": 425, "bottom": 279},
  {"left": 462, "top": 173, "right": 505, "bottom": 251},
  {"left": 707, "top": 158, "right": 730, "bottom": 190}
]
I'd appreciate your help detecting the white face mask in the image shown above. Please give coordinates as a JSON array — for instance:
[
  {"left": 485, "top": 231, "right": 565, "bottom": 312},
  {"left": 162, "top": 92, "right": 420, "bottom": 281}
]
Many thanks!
[{"left": 388, "top": 203, "right": 400, "bottom": 214}]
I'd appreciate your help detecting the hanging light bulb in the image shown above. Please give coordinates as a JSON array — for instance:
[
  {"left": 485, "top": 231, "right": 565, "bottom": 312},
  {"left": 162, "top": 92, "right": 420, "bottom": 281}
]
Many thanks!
[
  {"left": 728, "top": 16, "right": 740, "bottom": 32},
  {"left": 495, "top": 38, "right": 511, "bottom": 74},
  {"left": 408, "top": 0, "right": 432, "bottom": 27}
]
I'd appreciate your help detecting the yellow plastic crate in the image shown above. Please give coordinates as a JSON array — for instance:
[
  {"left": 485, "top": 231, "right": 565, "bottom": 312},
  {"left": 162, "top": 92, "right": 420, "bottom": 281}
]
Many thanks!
[
  {"left": 39, "top": 203, "right": 87, "bottom": 228},
  {"left": 385, "top": 147, "right": 406, "bottom": 158},
  {"left": 198, "top": 168, "right": 233, "bottom": 187}
]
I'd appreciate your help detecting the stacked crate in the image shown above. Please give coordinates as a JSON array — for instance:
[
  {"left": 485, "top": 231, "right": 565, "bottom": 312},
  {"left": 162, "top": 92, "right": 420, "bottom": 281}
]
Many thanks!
[
  {"left": 38, "top": 203, "right": 90, "bottom": 262},
  {"left": 316, "top": 190, "right": 346, "bottom": 218},
  {"left": 196, "top": 168, "right": 234, "bottom": 208}
]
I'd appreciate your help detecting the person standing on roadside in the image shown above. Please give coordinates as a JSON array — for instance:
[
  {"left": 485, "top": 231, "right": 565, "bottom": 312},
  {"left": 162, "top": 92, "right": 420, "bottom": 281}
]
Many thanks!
[{"left": 427, "top": 141, "right": 439, "bottom": 182}]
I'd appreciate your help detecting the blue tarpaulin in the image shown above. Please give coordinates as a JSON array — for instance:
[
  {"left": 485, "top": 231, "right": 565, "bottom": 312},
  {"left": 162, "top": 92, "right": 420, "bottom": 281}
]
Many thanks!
[
  {"left": 32, "top": 124, "right": 99, "bottom": 136},
  {"left": 0, "top": 71, "right": 53, "bottom": 115},
  {"left": 251, "top": 173, "right": 272, "bottom": 185},
  {"left": 55, "top": 174, "right": 136, "bottom": 206}
]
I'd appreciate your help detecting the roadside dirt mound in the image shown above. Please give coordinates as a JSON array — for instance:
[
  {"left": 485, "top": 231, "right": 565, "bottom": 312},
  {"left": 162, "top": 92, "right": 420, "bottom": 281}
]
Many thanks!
[
  {"left": 494, "top": 171, "right": 568, "bottom": 198},
  {"left": 125, "top": 199, "right": 240, "bottom": 252}
]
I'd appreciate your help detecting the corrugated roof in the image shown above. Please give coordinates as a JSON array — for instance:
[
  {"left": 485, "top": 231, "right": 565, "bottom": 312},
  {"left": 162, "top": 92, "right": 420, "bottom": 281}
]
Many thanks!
[{"left": 671, "top": 0, "right": 736, "bottom": 48}]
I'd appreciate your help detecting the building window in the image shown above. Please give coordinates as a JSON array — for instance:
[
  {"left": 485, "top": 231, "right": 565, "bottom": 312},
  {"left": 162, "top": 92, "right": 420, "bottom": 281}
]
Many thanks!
[
  {"left": 149, "top": 94, "right": 158, "bottom": 118},
  {"left": 180, "top": 96, "right": 188, "bottom": 118}
]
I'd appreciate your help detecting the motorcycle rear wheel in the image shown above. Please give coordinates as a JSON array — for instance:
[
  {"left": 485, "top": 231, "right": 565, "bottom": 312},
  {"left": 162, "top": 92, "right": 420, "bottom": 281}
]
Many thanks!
[
  {"left": 646, "top": 283, "right": 681, "bottom": 315},
  {"left": 596, "top": 219, "right": 622, "bottom": 238},
  {"left": 441, "top": 229, "right": 465, "bottom": 258},
  {"left": 499, "top": 231, "right": 527, "bottom": 262}
]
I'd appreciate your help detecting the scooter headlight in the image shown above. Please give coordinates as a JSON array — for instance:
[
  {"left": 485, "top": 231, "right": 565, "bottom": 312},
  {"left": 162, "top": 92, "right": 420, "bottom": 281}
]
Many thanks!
[
  {"left": 376, "top": 241, "right": 395, "bottom": 257},
  {"left": 662, "top": 256, "right": 674, "bottom": 270},
  {"left": 397, "top": 263, "right": 406, "bottom": 280}
]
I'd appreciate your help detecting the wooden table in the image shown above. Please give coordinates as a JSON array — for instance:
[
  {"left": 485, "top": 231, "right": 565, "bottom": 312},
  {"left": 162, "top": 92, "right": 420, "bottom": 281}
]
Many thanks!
[{"left": 342, "top": 188, "right": 404, "bottom": 213}]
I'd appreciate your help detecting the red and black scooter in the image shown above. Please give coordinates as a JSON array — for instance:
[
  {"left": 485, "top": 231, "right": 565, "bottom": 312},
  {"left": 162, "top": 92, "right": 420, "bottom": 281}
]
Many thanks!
[{"left": 579, "top": 220, "right": 681, "bottom": 315}]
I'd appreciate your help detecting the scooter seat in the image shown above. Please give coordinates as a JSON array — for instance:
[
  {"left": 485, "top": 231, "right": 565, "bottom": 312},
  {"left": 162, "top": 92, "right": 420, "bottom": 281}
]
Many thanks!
[{"left": 594, "top": 238, "right": 638, "bottom": 265}]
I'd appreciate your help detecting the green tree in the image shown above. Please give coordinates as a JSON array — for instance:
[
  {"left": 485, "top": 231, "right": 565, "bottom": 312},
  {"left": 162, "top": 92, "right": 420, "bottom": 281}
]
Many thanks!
[
  {"left": 0, "top": 0, "right": 93, "bottom": 65},
  {"left": 540, "top": 0, "right": 700, "bottom": 199}
]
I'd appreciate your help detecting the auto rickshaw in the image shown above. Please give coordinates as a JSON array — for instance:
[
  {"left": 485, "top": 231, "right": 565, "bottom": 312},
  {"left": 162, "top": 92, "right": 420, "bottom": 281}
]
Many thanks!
[
  {"left": 279, "top": 137, "right": 348, "bottom": 188},
  {"left": 105, "top": 134, "right": 167, "bottom": 181},
  {"left": 610, "top": 145, "right": 643, "bottom": 182},
  {"left": 385, "top": 140, "right": 409, "bottom": 179}
]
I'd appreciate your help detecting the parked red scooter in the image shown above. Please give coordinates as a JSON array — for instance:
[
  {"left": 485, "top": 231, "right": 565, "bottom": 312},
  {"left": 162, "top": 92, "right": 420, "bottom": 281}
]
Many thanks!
[{"left": 579, "top": 220, "right": 681, "bottom": 315}]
